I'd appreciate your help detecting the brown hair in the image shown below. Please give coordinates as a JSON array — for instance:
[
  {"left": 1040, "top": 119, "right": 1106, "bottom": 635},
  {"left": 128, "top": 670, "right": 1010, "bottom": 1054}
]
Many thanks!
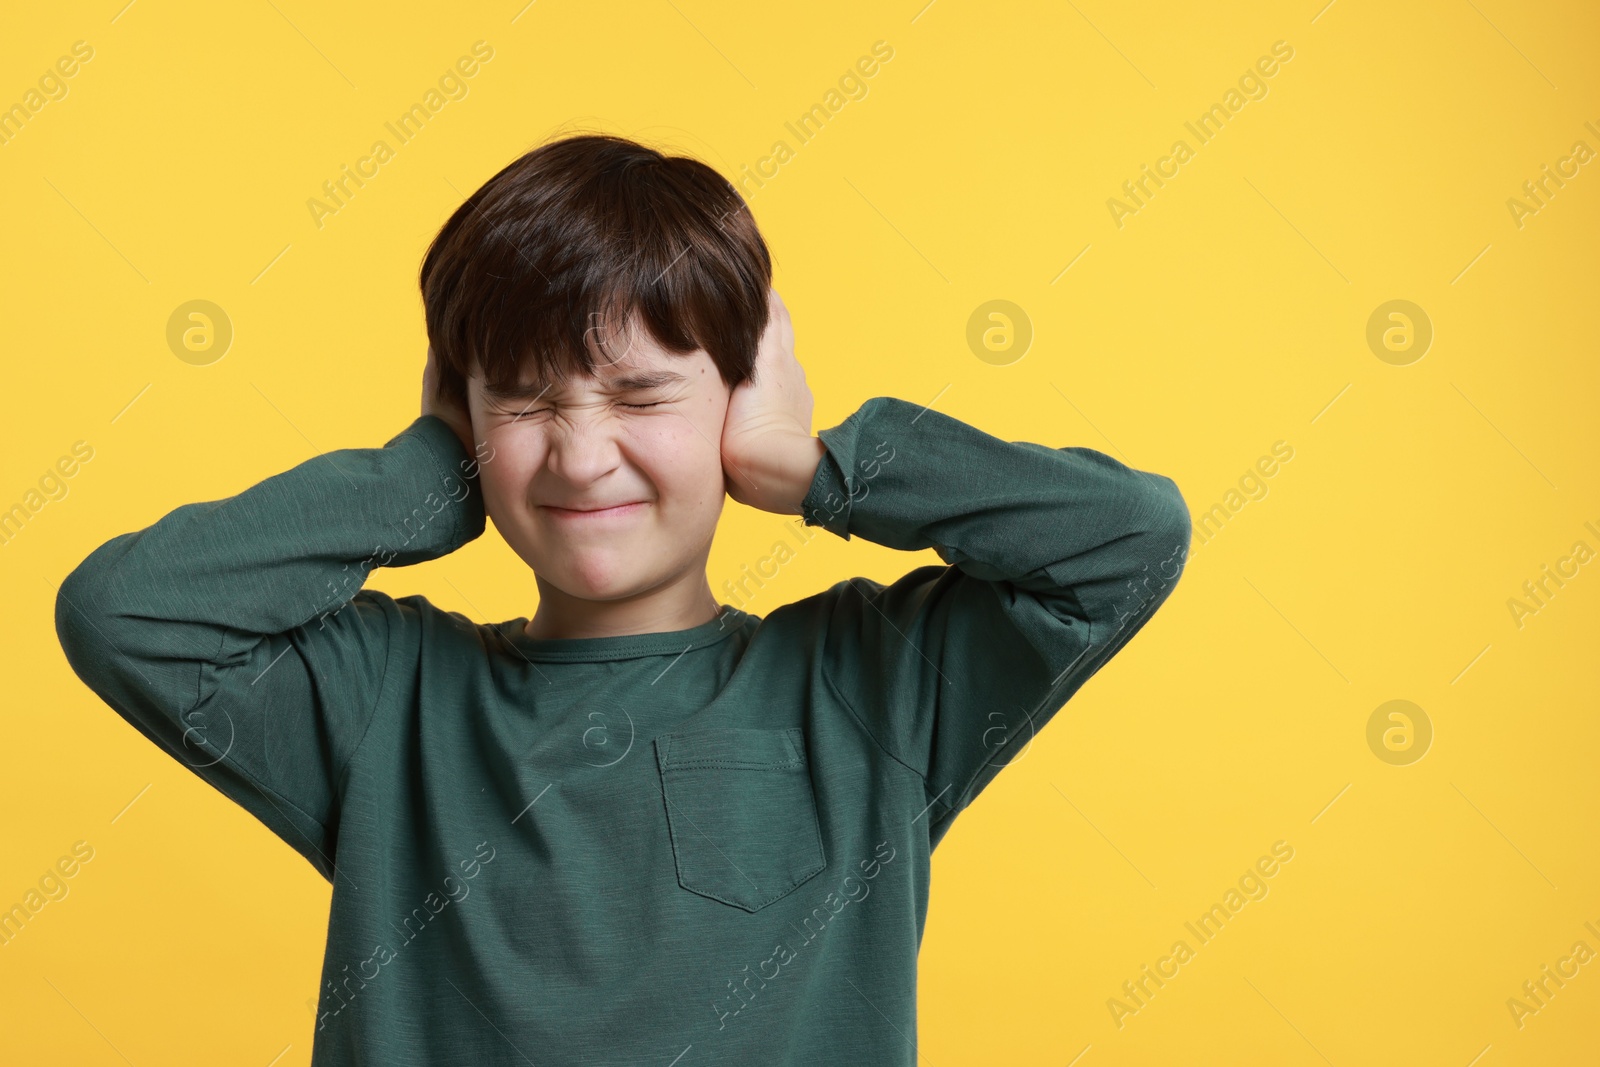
[{"left": 420, "top": 132, "right": 772, "bottom": 409}]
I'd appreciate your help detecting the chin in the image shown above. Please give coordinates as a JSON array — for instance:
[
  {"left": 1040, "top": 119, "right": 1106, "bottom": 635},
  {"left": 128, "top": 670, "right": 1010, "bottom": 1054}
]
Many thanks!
[{"left": 556, "top": 555, "right": 651, "bottom": 602}]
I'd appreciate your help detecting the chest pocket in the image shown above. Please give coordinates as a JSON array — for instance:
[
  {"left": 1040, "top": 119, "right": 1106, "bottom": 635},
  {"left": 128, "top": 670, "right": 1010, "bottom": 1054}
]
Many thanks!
[{"left": 654, "top": 727, "right": 827, "bottom": 912}]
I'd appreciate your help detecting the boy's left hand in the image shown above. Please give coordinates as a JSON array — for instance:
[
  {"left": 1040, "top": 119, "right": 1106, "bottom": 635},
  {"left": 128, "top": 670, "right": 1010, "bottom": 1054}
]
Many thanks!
[{"left": 720, "top": 288, "right": 826, "bottom": 515}]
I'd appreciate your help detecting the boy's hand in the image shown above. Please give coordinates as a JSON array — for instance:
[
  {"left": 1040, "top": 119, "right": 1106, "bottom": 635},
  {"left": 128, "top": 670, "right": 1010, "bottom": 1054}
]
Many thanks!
[
  {"left": 721, "top": 289, "right": 827, "bottom": 515},
  {"left": 421, "top": 344, "right": 476, "bottom": 457}
]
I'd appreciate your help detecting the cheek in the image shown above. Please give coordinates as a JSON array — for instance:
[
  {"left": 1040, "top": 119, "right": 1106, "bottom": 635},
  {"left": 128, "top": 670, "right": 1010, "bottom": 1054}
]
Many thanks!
[
  {"left": 640, "top": 422, "right": 723, "bottom": 499},
  {"left": 477, "top": 430, "right": 541, "bottom": 506}
]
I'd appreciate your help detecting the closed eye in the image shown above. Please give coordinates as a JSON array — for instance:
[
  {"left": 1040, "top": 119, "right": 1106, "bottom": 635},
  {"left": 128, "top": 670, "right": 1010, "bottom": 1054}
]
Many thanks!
[{"left": 505, "top": 400, "right": 663, "bottom": 419}]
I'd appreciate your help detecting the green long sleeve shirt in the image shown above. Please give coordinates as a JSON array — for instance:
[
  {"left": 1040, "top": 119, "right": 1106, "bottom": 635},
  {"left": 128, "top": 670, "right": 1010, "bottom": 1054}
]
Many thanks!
[{"left": 55, "top": 396, "right": 1191, "bottom": 1065}]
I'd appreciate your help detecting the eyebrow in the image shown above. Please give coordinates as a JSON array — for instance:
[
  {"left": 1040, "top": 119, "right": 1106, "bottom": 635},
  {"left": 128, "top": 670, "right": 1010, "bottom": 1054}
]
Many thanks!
[{"left": 484, "top": 369, "right": 688, "bottom": 401}]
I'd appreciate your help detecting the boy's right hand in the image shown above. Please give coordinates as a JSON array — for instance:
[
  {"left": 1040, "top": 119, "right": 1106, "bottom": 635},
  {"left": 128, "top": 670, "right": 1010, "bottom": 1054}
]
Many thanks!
[{"left": 421, "top": 344, "right": 477, "bottom": 457}]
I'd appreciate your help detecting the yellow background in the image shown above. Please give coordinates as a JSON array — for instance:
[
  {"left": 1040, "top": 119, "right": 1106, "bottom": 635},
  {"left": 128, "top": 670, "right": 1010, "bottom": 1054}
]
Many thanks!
[{"left": 4, "top": 0, "right": 1597, "bottom": 1063}]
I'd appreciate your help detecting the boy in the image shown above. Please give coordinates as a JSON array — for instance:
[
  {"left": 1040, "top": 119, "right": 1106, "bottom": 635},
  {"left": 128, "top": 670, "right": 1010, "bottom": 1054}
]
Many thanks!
[{"left": 56, "top": 133, "right": 1192, "bottom": 1064}]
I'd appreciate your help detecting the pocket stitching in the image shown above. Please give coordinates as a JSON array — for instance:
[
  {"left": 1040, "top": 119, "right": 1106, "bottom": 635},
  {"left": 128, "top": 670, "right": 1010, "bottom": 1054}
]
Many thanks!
[{"left": 665, "top": 759, "right": 803, "bottom": 770}]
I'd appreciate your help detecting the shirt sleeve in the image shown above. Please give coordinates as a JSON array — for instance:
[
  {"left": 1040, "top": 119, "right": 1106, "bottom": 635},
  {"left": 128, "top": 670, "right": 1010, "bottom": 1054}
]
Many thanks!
[
  {"left": 798, "top": 396, "right": 1192, "bottom": 848},
  {"left": 53, "top": 415, "right": 486, "bottom": 880}
]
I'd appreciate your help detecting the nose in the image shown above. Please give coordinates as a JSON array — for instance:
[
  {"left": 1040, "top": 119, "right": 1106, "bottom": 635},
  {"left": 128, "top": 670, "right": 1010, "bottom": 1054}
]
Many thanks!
[{"left": 542, "top": 409, "right": 624, "bottom": 486}]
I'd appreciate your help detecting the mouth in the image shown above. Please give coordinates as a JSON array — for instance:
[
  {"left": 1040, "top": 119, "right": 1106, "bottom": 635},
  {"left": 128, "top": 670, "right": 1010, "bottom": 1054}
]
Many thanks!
[{"left": 541, "top": 501, "right": 650, "bottom": 521}]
